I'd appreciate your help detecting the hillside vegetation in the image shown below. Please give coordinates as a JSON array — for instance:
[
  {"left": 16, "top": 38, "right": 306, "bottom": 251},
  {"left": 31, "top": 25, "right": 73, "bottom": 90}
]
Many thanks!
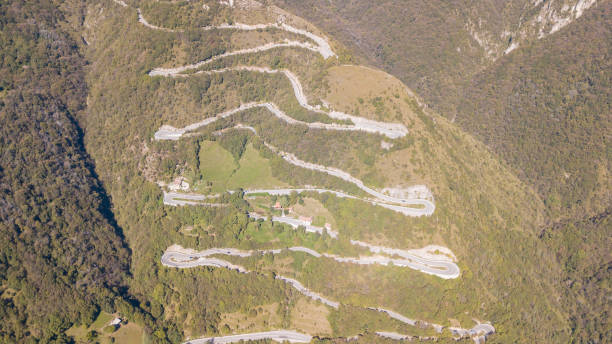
[
  {"left": 272, "top": 1, "right": 610, "bottom": 341},
  {"left": 0, "top": 1, "right": 130, "bottom": 342},
  {"left": 71, "top": 0, "right": 573, "bottom": 342},
  {"left": 274, "top": 0, "right": 610, "bottom": 222},
  {"left": 454, "top": 3, "right": 610, "bottom": 220},
  {"left": 1, "top": 0, "right": 605, "bottom": 343}
]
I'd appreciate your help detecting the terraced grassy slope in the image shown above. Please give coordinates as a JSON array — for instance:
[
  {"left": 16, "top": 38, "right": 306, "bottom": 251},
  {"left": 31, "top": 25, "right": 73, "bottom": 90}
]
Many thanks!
[{"left": 73, "top": 0, "right": 572, "bottom": 343}]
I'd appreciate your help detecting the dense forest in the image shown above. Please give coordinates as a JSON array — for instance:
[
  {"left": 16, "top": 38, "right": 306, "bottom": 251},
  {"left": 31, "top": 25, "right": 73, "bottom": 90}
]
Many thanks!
[
  {"left": 0, "top": 1, "right": 131, "bottom": 342},
  {"left": 541, "top": 210, "right": 610, "bottom": 343},
  {"left": 453, "top": 3, "right": 610, "bottom": 220}
]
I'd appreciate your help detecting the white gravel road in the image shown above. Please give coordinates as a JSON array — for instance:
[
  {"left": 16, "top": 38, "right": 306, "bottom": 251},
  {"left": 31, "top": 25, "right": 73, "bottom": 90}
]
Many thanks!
[
  {"left": 163, "top": 191, "right": 225, "bottom": 206},
  {"left": 162, "top": 232, "right": 459, "bottom": 279},
  {"left": 149, "top": 42, "right": 324, "bottom": 76},
  {"left": 154, "top": 101, "right": 405, "bottom": 140},
  {"left": 136, "top": 6, "right": 335, "bottom": 59},
  {"left": 350, "top": 240, "right": 459, "bottom": 279},
  {"left": 375, "top": 331, "right": 411, "bottom": 340},
  {"left": 245, "top": 188, "right": 432, "bottom": 217},
  {"left": 370, "top": 308, "right": 417, "bottom": 326},
  {"left": 161, "top": 245, "right": 339, "bottom": 307},
  {"left": 243, "top": 140, "right": 435, "bottom": 213},
  {"left": 183, "top": 330, "right": 312, "bottom": 344},
  {"left": 450, "top": 323, "right": 496, "bottom": 338},
  {"left": 138, "top": 9, "right": 176, "bottom": 32},
  {"left": 275, "top": 276, "right": 340, "bottom": 308}
]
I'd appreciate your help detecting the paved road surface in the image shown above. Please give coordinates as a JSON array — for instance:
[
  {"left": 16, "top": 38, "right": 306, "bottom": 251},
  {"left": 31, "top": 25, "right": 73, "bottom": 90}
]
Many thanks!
[
  {"left": 150, "top": 42, "right": 323, "bottom": 76},
  {"left": 152, "top": 101, "right": 392, "bottom": 140},
  {"left": 163, "top": 191, "right": 225, "bottom": 206},
  {"left": 370, "top": 308, "right": 417, "bottom": 326},
  {"left": 450, "top": 323, "right": 496, "bottom": 337},
  {"left": 152, "top": 64, "right": 407, "bottom": 139},
  {"left": 162, "top": 246, "right": 340, "bottom": 308},
  {"left": 184, "top": 330, "right": 312, "bottom": 344},
  {"left": 277, "top": 152, "right": 432, "bottom": 209},
  {"left": 276, "top": 276, "right": 340, "bottom": 308},
  {"left": 135, "top": 0, "right": 334, "bottom": 59},
  {"left": 351, "top": 240, "right": 460, "bottom": 279},
  {"left": 245, "top": 187, "right": 433, "bottom": 217},
  {"left": 162, "top": 237, "right": 459, "bottom": 279},
  {"left": 375, "top": 331, "right": 411, "bottom": 340}
]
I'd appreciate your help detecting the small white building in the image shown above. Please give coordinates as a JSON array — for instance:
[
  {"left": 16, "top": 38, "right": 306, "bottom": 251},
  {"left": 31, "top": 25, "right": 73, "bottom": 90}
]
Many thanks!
[
  {"left": 109, "top": 318, "right": 121, "bottom": 326},
  {"left": 298, "top": 216, "right": 312, "bottom": 225}
]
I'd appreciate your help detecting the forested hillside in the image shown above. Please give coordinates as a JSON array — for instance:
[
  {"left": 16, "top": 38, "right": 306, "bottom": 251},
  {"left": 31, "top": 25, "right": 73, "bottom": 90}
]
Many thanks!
[
  {"left": 0, "top": 1, "right": 130, "bottom": 342},
  {"left": 453, "top": 3, "right": 610, "bottom": 220},
  {"left": 541, "top": 210, "right": 610, "bottom": 343}
]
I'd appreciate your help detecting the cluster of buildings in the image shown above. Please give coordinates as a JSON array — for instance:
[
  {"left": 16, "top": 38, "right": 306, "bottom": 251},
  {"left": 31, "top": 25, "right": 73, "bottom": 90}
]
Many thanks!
[{"left": 272, "top": 201, "right": 332, "bottom": 231}]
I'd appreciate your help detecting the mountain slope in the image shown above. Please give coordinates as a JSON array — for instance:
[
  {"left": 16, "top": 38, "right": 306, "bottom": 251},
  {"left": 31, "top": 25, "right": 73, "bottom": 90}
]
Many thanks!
[
  {"left": 0, "top": 1, "right": 130, "bottom": 342},
  {"left": 274, "top": 0, "right": 610, "bottom": 220},
  {"left": 541, "top": 209, "right": 611, "bottom": 342},
  {"left": 454, "top": 2, "right": 610, "bottom": 219},
  {"left": 72, "top": 1, "right": 572, "bottom": 342},
  {"left": 271, "top": 1, "right": 610, "bottom": 342}
]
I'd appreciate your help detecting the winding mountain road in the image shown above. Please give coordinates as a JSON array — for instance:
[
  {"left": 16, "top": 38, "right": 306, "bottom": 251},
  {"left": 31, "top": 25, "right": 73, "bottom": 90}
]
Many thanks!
[
  {"left": 275, "top": 276, "right": 340, "bottom": 308},
  {"left": 134, "top": 4, "right": 408, "bottom": 141},
  {"left": 108, "top": 0, "right": 496, "bottom": 340},
  {"left": 161, "top": 245, "right": 339, "bottom": 307},
  {"left": 152, "top": 64, "right": 407, "bottom": 138},
  {"left": 136, "top": 5, "right": 334, "bottom": 59},
  {"left": 162, "top": 236, "right": 459, "bottom": 280},
  {"left": 154, "top": 101, "right": 405, "bottom": 140},
  {"left": 245, "top": 187, "right": 433, "bottom": 217},
  {"left": 162, "top": 246, "right": 487, "bottom": 342},
  {"left": 269, "top": 149, "right": 433, "bottom": 210},
  {"left": 351, "top": 240, "right": 459, "bottom": 279}
]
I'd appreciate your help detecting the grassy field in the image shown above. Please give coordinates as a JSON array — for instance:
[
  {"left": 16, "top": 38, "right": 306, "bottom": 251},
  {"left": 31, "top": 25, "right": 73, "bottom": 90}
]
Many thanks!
[
  {"left": 324, "top": 65, "right": 418, "bottom": 123},
  {"left": 218, "top": 303, "right": 282, "bottom": 334},
  {"left": 198, "top": 141, "right": 287, "bottom": 192},
  {"left": 227, "top": 143, "right": 288, "bottom": 189},
  {"left": 111, "top": 323, "right": 145, "bottom": 344},
  {"left": 218, "top": 299, "right": 333, "bottom": 337},
  {"left": 66, "top": 311, "right": 144, "bottom": 344},
  {"left": 290, "top": 299, "right": 333, "bottom": 336},
  {"left": 198, "top": 140, "right": 237, "bottom": 192}
]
